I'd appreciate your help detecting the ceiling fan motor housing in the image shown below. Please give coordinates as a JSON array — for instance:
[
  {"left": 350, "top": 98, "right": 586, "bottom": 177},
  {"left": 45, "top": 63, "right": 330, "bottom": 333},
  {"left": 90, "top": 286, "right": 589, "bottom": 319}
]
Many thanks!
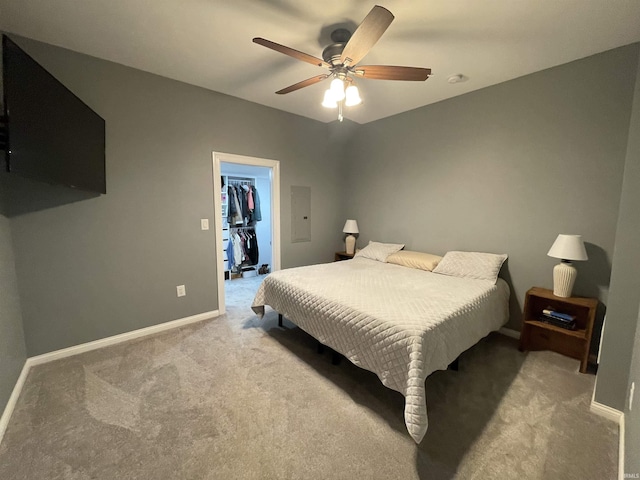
[
  {"left": 322, "top": 42, "right": 346, "bottom": 66},
  {"left": 322, "top": 28, "right": 353, "bottom": 66},
  {"left": 330, "top": 28, "right": 351, "bottom": 43}
]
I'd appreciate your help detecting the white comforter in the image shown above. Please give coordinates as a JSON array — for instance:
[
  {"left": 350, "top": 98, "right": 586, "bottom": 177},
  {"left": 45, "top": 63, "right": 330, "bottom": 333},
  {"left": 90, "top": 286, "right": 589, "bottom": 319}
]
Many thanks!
[{"left": 251, "top": 257, "right": 510, "bottom": 443}]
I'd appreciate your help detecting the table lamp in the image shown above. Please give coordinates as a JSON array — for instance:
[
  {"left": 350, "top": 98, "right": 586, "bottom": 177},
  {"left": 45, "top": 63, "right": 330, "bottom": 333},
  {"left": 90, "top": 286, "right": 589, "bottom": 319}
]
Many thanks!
[
  {"left": 343, "top": 219, "right": 359, "bottom": 255},
  {"left": 547, "top": 234, "right": 588, "bottom": 297}
]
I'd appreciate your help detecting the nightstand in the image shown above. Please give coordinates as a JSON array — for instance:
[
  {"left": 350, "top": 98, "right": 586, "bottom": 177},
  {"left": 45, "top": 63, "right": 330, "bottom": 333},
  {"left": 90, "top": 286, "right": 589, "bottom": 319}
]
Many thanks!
[
  {"left": 334, "top": 251, "right": 355, "bottom": 261},
  {"left": 519, "top": 287, "right": 598, "bottom": 373}
]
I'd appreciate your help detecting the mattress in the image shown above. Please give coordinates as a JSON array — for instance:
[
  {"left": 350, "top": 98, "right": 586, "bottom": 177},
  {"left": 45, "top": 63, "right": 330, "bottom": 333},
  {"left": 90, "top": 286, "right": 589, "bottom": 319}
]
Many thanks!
[{"left": 251, "top": 257, "right": 510, "bottom": 443}]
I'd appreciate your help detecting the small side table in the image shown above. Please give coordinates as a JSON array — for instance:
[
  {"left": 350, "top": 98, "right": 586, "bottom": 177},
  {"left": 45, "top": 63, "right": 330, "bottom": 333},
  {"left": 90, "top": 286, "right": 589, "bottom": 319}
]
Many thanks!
[
  {"left": 334, "top": 251, "right": 355, "bottom": 262},
  {"left": 519, "top": 287, "right": 598, "bottom": 373}
]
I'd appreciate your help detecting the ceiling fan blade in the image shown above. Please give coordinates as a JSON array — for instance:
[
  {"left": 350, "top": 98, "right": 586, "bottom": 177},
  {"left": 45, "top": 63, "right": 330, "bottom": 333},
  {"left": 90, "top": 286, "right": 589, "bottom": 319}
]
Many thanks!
[
  {"left": 354, "top": 65, "right": 431, "bottom": 81},
  {"left": 253, "top": 37, "right": 331, "bottom": 69},
  {"left": 276, "top": 74, "right": 329, "bottom": 94},
  {"left": 340, "top": 5, "right": 394, "bottom": 66}
]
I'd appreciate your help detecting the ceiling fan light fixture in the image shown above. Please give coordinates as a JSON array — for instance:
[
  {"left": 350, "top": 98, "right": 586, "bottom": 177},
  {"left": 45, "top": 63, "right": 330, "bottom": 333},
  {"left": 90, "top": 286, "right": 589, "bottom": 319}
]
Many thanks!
[
  {"left": 329, "top": 77, "right": 346, "bottom": 101},
  {"left": 254, "top": 6, "right": 431, "bottom": 121},
  {"left": 345, "top": 84, "right": 362, "bottom": 107},
  {"left": 322, "top": 89, "right": 338, "bottom": 108}
]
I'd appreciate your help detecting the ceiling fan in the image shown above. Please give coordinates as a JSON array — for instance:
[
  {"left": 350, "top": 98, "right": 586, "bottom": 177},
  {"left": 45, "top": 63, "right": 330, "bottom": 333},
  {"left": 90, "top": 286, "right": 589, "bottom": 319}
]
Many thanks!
[{"left": 253, "top": 5, "right": 431, "bottom": 121}]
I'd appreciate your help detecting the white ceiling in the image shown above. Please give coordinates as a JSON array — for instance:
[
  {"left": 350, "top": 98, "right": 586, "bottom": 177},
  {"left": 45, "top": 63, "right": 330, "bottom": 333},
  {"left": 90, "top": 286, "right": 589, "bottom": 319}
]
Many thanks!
[{"left": 1, "top": 0, "right": 639, "bottom": 124}]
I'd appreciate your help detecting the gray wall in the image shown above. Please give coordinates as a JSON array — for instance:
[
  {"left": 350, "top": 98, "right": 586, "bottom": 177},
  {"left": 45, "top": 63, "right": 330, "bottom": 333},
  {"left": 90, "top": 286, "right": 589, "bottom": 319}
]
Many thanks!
[
  {"left": 0, "top": 36, "right": 25, "bottom": 415},
  {"left": 598, "top": 46, "right": 640, "bottom": 473},
  {"left": 0, "top": 211, "right": 26, "bottom": 413},
  {"left": 596, "top": 45, "right": 640, "bottom": 412},
  {"left": 344, "top": 44, "right": 639, "bottom": 332},
  {"left": 6, "top": 36, "right": 346, "bottom": 356}
]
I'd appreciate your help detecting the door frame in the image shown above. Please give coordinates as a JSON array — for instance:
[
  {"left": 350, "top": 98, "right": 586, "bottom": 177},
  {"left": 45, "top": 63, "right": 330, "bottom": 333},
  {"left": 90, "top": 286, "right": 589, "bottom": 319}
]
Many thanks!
[{"left": 212, "top": 151, "right": 281, "bottom": 314}]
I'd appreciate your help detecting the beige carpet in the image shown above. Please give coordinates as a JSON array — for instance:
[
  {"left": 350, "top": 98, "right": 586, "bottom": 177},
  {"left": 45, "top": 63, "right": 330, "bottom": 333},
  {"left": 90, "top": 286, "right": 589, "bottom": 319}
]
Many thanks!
[{"left": 0, "top": 275, "right": 618, "bottom": 479}]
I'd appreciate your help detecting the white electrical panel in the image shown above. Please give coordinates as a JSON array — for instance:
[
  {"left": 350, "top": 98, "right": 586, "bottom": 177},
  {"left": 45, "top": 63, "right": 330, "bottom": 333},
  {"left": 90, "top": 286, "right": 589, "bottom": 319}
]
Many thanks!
[{"left": 291, "top": 185, "right": 311, "bottom": 243}]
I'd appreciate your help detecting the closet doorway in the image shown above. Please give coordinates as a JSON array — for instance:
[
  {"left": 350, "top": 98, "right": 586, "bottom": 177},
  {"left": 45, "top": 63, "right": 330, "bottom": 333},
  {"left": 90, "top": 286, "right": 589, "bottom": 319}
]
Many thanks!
[{"left": 212, "top": 152, "right": 281, "bottom": 314}]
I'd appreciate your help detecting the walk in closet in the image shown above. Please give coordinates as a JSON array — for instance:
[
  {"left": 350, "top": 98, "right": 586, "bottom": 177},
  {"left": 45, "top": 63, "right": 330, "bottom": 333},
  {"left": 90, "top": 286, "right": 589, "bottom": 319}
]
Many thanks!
[{"left": 221, "top": 173, "right": 270, "bottom": 280}]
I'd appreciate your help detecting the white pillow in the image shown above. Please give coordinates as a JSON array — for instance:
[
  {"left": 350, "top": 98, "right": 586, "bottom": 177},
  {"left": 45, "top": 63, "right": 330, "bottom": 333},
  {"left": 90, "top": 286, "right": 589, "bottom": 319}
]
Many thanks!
[
  {"left": 432, "top": 251, "right": 508, "bottom": 283},
  {"left": 354, "top": 241, "right": 405, "bottom": 262}
]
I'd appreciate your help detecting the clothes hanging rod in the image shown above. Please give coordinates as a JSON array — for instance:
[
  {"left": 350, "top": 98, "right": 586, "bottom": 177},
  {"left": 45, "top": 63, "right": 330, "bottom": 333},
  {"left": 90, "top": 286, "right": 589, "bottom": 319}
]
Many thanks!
[{"left": 226, "top": 175, "right": 255, "bottom": 183}]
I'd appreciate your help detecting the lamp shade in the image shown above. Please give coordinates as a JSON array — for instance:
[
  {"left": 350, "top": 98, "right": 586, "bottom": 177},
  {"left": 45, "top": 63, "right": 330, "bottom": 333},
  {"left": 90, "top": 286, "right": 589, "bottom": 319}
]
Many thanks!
[
  {"left": 322, "top": 89, "right": 338, "bottom": 108},
  {"left": 345, "top": 85, "right": 362, "bottom": 107},
  {"left": 547, "top": 234, "right": 588, "bottom": 261},
  {"left": 343, "top": 219, "right": 359, "bottom": 234},
  {"left": 330, "top": 78, "right": 345, "bottom": 101}
]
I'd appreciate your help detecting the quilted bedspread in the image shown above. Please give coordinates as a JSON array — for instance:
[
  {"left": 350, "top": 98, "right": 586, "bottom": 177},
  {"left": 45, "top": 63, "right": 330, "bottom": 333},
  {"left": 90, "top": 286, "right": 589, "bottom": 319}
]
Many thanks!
[{"left": 251, "top": 257, "right": 510, "bottom": 443}]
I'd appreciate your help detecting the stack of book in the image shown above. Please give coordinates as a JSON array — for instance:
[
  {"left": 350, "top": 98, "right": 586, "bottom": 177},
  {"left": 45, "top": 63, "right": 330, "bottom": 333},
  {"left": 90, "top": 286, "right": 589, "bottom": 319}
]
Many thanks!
[{"left": 540, "top": 308, "right": 577, "bottom": 330}]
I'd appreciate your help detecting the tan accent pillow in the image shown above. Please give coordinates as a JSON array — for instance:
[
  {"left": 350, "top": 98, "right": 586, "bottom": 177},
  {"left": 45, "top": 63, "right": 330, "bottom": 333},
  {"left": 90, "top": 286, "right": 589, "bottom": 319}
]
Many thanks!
[{"left": 386, "top": 251, "right": 443, "bottom": 272}]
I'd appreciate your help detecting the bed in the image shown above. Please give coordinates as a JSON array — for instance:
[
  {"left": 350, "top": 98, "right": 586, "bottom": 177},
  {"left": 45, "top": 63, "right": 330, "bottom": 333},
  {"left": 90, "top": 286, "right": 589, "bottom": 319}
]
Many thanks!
[{"left": 251, "top": 248, "right": 510, "bottom": 443}]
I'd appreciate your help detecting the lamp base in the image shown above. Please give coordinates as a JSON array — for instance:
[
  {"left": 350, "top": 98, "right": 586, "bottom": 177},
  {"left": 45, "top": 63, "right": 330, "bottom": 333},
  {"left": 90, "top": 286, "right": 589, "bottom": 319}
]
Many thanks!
[
  {"left": 553, "top": 261, "right": 577, "bottom": 298},
  {"left": 345, "top": 234, "right": 356, "bottom": 255}
]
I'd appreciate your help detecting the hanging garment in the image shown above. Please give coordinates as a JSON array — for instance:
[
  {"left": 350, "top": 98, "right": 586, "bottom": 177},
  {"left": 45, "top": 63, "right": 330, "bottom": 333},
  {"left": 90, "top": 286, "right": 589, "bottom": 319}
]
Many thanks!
[
  {"left": 240, "top": 185, "right": 250, "bottom": 223},
  {"left": 226, "top": 235, "right": 235, "bottom": 271},
  {"left": 232, "top": 232, "right": 243, "bottom": 267},
  {"left": 248, "top": 186, "right": 261, "bottom": 226},
  {"left": 246, "top": 231, "right": 260, "bottom": 265},
  {"left": 252, "top": 186, "right": 262, "bottom": 222},
  {"left": 248, "top": 187, "right": 254, "bottom": 211},
  {"left": 242, "top": 232, "right": 251, "bottom": 265},
  {"left": 231, "top": 187, "right": 243, "bottom": 225},
  {"left": 227, "top": 185, "right": 237, "bottom": 224}
]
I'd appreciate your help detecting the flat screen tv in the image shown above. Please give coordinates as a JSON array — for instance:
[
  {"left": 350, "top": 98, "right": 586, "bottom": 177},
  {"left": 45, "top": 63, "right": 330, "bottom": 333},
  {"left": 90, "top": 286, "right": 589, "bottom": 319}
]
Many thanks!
[{"left": 2, "top": 35, "right": 106, "bottom": 194}]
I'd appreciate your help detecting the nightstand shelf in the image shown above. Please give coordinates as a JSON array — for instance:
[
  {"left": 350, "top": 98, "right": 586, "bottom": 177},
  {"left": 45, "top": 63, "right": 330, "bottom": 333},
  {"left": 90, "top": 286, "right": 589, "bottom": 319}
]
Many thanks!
[
  {"left": 521, "top": 319, "right": 587, "bottom": 339},
  {"left": 519, "top": 287, "right": 598, "bottom": 373}
]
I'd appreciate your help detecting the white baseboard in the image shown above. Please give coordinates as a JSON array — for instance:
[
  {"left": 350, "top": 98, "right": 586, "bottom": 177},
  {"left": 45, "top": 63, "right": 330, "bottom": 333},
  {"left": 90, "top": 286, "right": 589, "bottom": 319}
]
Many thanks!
[
  {"left": 619, "top": 413, "right": 625, "bottom": 480},
  {"left": 28, "top": 310, "right": 218, "bottom": 366},
  {"left": 0, "top": 310, "right": 219, "bottom": 445},
  {"left": 589, "top": 400, "right": 624, "bottom": 480},
  {"left": 499, "top": 327, "right": 520, "bottom": 339},
  {"left": 0, "top": 361, "right": 31, "bottom": 445},
  {"left": 590, "top": 400, "right": 623, "bottom": 423}
]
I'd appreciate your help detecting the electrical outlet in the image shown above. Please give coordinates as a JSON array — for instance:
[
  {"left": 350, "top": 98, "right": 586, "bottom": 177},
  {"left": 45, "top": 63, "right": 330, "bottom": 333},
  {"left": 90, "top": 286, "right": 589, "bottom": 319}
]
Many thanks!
[
  {"left": 201, "top": 218, "right": 209, "bottom": 230},
  {"left": 176, "top": 285, "right": 186, "bottom": 297},
  {"left": 630, "top": 382, "right": 635, "bottom": 411}
]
